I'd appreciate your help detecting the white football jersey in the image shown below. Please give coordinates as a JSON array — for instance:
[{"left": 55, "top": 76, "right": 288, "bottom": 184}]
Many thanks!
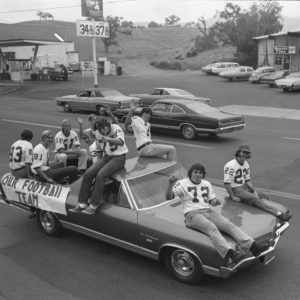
[
  {"left": 101, "top": 124, "right": 128, "bottom": 156},
  {"left": 223, "top": 158, "right": 251, "bottom": 188},
  {"left": 54, "top": 130, "right": 81, "bottom": 152},
  {"left": 173, "top": 178, "right": 216, "bottom": 215},
  {"left": 31, "top": 143, "right": 50, "bottom": 174},
  {"left": 9, "top": 140, "right": 33, "bottom": 170},
  {"left": 131, "top": 116, "right": 151, "bottom": 148}
]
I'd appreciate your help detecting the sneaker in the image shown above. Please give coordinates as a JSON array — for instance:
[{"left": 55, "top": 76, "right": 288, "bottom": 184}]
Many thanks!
[
  {"left": 250, "top": 242, "right": 269, "bottom": 257},
  {"left": 277, "top": 212, "right": 292, "bottom": 222},
  {"left": 224, "top": 248, "right": 243, "bottom": 265},
  {"left": 81, "top": 206, "right": 97, "bottom": 215},
  {"left": 69, "top": 204, "right": 87, "bottom": 213}
]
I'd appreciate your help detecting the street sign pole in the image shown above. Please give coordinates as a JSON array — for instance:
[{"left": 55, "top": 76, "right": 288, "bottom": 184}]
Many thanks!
[{"left": 92, "top": 18, "right": 98, "bottom": 88}]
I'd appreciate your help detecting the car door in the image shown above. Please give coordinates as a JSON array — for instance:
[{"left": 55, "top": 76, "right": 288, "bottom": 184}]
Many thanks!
[
  {"left": 66, "top": 181, "right": 139, "bottom": 246},
  {"left": 150, "top": 103, "right": 173, "bottom": 130},
  {"left": 238, "top": 67, "right": 246, "bottom": 79},
  {"left": 74, "top": 90, "right": 92, "bottom": 110},
  {"left": 166, "top": 104, "right": 185, "bottom": 129}
]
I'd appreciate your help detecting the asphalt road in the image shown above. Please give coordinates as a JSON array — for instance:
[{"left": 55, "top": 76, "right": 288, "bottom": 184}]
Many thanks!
[{"left": 0, "top": 72, "right": 299, "bottom": 300}]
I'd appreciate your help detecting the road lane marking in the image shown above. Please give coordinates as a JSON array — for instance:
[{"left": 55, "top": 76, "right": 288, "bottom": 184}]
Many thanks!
[
  {"left": 219, "top": 105, "right": 300, "bottom": 120},
  {"left": 208, "top": 177, "right": 300, "bottom": 201},
  {"left": 1, "top": 118, "right": 214, "bottom": 150},
  {"left": 2, "top": 119, "right": 61, "bottom": 130},
  {"left": 282, "top": 137, "right": 300, "bottom": 141}
]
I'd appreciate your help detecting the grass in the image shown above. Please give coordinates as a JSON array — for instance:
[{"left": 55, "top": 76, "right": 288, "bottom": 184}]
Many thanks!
[{"left": 14, "top": 21, "right": 237, "bottom": 71}]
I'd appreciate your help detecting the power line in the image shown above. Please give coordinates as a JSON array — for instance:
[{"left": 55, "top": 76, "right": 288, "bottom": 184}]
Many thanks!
[{"left": 0, "top": 0, "right": 136, "bottom": 14}]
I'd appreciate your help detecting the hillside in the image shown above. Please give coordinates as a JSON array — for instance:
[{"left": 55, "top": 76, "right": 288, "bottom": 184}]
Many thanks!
[{"left": 15, "top": 20, "right": 237, "bottom": 73}]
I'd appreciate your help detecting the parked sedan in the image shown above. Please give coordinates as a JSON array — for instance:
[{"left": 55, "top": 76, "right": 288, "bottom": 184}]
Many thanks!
[
  {"left": 275, "top": 72, "right": 300, "bottom": 92},
  {"left": 248, "top": 66, "right": 276, "bottom": 84},
  {"left": 202, "top": 63, "right": 218, "bottom": 74},
  {"left": 55, "top": 88, "right": 141, "bottom": 113},
  {"left": 219, "top": 66, "right": 254, "bottom": 81},
  {"left": 114, "top": 98, "right": 245, "bottom": 139},
  {"left": 211, "top": 62, "right": 240, "bottom": 75},
  {"left": 260, "top": 70, "right": 290, "bottom": 87},
  {"left": 0, "top": 158, "right": 290, "bottom": 284},
  {"left": 130, "top": 87, "right": 211, "bottom": 107}
]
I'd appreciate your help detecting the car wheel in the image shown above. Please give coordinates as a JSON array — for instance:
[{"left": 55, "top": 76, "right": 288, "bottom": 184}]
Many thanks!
[
  {"left": 63, "top": 103, "right": 72, "bottom": 112},
  {"left": 164, "top": 248, "right": 204, "bottom": 284},
  {"left": 37, "top": 210, "right": 62, "bottom": 236},
  {"left": 181, "top": 124, "right": 196, "bottom": 140},
  {"left": 283, "top": 88, "right": 289, "bottom": 92},
  {"left": 232, "top": 76, "right": 237, "bottom": 82}
]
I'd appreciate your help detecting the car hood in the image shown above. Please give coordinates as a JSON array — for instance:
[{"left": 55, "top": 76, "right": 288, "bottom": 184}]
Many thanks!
[
  {"left": 140, "top": 186, "right": 277, "bottom": 240},
  {"left": 276, "top": 78, "right": 296, "bottom": 84}
]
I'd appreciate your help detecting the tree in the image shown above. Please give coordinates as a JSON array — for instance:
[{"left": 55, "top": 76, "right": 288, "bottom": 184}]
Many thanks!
[
  {"left": 44, "top": 12, "right": 54, "bottom": 20},
  {"left": 148, "top": 21, "right": 159, "bottom": 28},
  {"left": 102, "top": 15, "right": 122, "bottom": 54},
  {"left": 37, "top": 11, "right": 54, "bottom": 21},
  {"left": 165, "top": 15, "right": 180, "bottom": 26},
  {"left": 37, "top": 11, "right": 43, "bottom": 20},
  {"left": 121, "top": 20, "right": 134, "bottom": 28},
  {"left": 210, "top": 1, "right": 283, "bottom": 65},
  {"left": 119, "top": 20, "right": 134, "bottom": 35},
  {"left": 190, "top": 17, "right": 217, "bottom": 53}
]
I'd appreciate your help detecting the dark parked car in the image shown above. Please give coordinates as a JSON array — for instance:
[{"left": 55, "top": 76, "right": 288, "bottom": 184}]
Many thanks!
[
  {"left": 114, "top": 98, "right": 245, "bottom": 139},
  {"left": 55, "top": 88, "right": 141, "bottom": 114},
  {"left": 260, "top": 70, "right": 290, "bottom": 87},
  {"left": 0, "top": 157, "right": 290, "bottom": 284}
]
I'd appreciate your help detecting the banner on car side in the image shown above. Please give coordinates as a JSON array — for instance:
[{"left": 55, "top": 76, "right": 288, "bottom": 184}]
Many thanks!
[{"left": 1, "top": 173, "right": 70, "bottom": 215}]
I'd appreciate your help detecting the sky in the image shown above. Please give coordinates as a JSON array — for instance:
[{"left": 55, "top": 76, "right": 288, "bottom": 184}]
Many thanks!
[{"left": 0, "top": 0, "right": 300, "bottom": 24}]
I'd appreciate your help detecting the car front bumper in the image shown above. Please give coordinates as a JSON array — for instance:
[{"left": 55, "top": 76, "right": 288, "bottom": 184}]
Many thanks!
[{"left": 218, "top": 222, "right": 289, "bottom": 278}]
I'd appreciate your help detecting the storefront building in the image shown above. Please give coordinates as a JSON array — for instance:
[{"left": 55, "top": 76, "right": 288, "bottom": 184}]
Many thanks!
[
  {"left": 0, "top": 23, "right": 75, "bottom": 81},
  {"left": 253, "top": 30, "right": 300, "bottom": 72}
]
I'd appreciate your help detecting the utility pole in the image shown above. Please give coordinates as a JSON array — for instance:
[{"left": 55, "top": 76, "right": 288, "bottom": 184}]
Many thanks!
[{"left": 92, "top": 19, "right": 98, "bottom": 87}]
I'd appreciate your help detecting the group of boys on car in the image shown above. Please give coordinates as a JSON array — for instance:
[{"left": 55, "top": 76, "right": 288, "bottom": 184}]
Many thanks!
[{"left": 8, "top": 102, "right": 292, "bottom": 265}]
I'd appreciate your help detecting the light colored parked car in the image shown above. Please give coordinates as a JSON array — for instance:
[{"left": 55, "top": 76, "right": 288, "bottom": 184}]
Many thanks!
[
  {"left": 249, "top": 66, "right": 276, "bottom": 83},
  {"left": 275, "top": 72, "right": 300, "bottom": 91},
  {"left": 260, "top": 70, "right": 290, "bottom": 87},
  {"left": 211, "top": 62, "right": 240, "bottom": 75},
  {"left": 130, "top": 87, "right": 211, "bottom": 106},
  {"left": 202, "top": 63, "right": 218, "bottom": 74},
  {"left": 219, "top": 66, "right": 254, "bottom": 81},
  {"left": 55, "top": 88, "right": 141, "bottom": 113}
]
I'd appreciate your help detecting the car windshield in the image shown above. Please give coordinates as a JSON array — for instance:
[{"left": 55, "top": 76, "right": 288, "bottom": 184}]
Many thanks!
[
  {"left": 270, "top": 71, "right": 285, "bottom": 77},
  {"left": 172, "top": 89, "right": 194, "bottom": 96},
  {"left": 100, "top": 89, "right": 124, "bottom": 97},
  {"left": 127, "top": 164, "right": 186, "bottom": 209},
  {"left": 185, "top": 102, "right": 219, "bottom": 114}
]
